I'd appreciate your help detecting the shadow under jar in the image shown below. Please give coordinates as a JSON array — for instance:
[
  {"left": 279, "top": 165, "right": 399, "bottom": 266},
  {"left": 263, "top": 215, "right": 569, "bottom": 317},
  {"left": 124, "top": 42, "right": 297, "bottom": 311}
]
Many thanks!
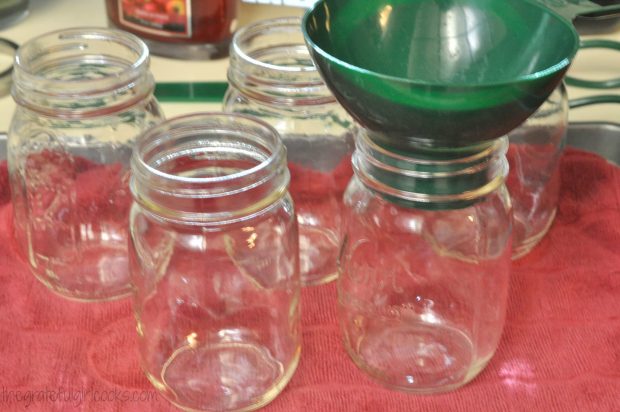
[
  {"left": 223, "top": 17, "right": 355, "bottom": 286},
  {"left": 338, "top": 130, "right": 512, "bottom": 393},
  {"left": 8, "top": 27, "right": 164, "bottom": 301},
  {"left": 129, "top": 113, "right": 301, "bottom": 412}
]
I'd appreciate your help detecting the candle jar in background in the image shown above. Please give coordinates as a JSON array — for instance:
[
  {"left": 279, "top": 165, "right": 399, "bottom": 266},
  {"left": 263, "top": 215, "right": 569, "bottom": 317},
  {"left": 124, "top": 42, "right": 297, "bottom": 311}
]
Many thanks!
[
  {"left": 105, "top": 0, "right": 237, "bottom": 59},
  {"left": 0, "top": 0, "right": 29, "bottom": 28},
  {"left": 223, "top": 17, "right": 355, "bottom": 286},
  {"left": 8, "top": 28, "right": 164, "bottom": 301},
  {"left": 338, "top": 131, "right": 512, "bottom": 392},
  {"left": 507, "top": 83, "right": 567, "bottom": 258},
  {"left": 129, "top": 113, "right": 301, "bottom": 412}
]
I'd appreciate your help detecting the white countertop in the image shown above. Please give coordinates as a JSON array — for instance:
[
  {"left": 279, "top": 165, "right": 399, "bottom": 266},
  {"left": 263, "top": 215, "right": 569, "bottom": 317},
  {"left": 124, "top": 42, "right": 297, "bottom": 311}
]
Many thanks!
[{"left": 0, "top": 0, "right": 619, "bottom": 132}]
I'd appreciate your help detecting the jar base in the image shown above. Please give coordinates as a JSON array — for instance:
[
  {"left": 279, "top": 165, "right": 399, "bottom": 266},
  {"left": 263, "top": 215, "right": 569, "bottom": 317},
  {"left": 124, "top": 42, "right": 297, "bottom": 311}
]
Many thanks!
[
  {"left": 344, "top": 321, "right": 490, "bottom": 393},
  {"left": 29, "top": 244, "right": 132, "bottom": 302},
  {"left": 146, "top": 342, "right": 301, "bottom": 412},
  {"left": 36, "top": 283, "right": 132, "bottom": 303},
  {"left": 512, "top": 207, "right": 557, "bottom": 259},
  {"left": 299, "top": 224, "right": 339, "bottom": 287}
]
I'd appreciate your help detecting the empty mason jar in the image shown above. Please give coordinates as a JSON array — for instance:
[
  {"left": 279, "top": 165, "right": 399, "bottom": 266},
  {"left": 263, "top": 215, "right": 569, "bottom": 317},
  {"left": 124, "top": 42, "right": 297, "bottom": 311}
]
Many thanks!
[
  {"left": 223, "top": 17, "right": 354, "bottom": 286},
  {"left": 339, "top": 130, "right": 512, "bottom": 393},
  {"left": 8, "top": 28, "right": 164, "bottom": 301},
  {"left": 129, "top": 113, "right": 301, "bottom": 412},
  {"left": 507, "top": 83, "right": 567, "bottom": 258}
]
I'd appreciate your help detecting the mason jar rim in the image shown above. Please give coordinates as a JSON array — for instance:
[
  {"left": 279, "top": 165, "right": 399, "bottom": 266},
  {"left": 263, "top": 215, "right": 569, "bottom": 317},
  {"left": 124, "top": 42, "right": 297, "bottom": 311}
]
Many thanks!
[
  {"left": 231, "top": 17, "right": 318, "bottom": 75},
  {"left": 359, "top": 131, "right": 506, "bottom": 169},
  {"left": 131, "top": 112, "right": 290, "bottom": 223},
  {"left": 13, "top": 27, "right": 150, "bottom": 95},
  {"left": 132, "top": 112, "right": 285, "bottom": 185},
  {"left": 227, "top": 17, "right": 336, "bottom": 106},
  {"left": 352, "top": 130, "right": 509, "bottom": 207}
]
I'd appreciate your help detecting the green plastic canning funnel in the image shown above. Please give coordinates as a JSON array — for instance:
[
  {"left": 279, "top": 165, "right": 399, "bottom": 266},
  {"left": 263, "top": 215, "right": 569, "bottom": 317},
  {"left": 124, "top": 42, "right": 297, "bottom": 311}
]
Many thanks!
[{"left": 302, "top": 0, "right": 620, "bottom": 150}]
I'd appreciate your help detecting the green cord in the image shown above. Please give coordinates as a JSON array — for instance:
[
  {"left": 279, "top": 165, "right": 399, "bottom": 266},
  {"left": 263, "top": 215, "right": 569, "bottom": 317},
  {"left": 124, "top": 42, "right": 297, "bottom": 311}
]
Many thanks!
[
  {"left": 565, "top": 39, "right": 620, "bottom": 90},
  {"left": 569, "top": 94, "right": 620, "bottom": 109}
]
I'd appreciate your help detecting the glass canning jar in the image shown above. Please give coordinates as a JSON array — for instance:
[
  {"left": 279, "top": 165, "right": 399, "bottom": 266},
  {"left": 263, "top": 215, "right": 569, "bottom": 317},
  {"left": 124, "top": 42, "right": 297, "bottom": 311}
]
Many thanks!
[
  {"left": 129, "top": 113, "right": 301, "bottom": 412},
  {"left": 223, "top": 17, "right": 355, "bottom": 286},
  {"left": 507, "top": 83, "right": 567, "bottom": 258},
  {"left": 338, "top": 130, "right": 512, "bottom": 393},
  {"left": 8, "top": 28, "right": 164, "bottom": 301}
]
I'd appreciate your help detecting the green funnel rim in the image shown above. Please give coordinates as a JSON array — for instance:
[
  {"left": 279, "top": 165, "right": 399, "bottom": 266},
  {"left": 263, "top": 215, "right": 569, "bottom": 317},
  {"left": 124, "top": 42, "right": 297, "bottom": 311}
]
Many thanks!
[{"left": 302, "top": 0, "right": 580, "bottom": 88}]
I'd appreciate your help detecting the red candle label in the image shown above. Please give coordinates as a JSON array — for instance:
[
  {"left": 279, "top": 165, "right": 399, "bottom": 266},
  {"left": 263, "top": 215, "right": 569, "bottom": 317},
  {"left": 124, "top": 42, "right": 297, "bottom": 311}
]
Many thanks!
[{"left": 118, "top": 0, "right": 192, "bottom": 38}]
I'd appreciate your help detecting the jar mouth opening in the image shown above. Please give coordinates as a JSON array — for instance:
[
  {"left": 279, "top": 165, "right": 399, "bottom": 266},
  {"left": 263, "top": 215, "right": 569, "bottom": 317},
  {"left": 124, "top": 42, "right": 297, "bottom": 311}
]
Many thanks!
[
  {"left": 131, "top": 113, "right": 290, "bottom": 223},
  {"left": 14, "top": 27, "right": 149, "bottom": 93},
  {"left": 133, "top": 113, "right": 285, "bottom": 186},
  {"left": 227, "top": 17, "right": 336, "bottom": 104},
  {"left": 230, "top": 17, "right": 320, "bottom": 77}
]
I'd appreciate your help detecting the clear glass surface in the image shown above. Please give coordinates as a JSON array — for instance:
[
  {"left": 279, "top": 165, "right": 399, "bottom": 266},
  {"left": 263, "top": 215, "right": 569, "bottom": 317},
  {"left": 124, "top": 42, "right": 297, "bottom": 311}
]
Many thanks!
[
  {"left": 223, "top": 17, "right": 354, "bottom": 286},
  {"left": 129, "top": 113, "right": 301, "bottom": 412},
  {"left": 507, "top": 83, "right": 567, "bottom": 258},
  {"left": 338, "top": 131, "right": 512, "bottom": 393},
  {"left": 8, "top": 28, "right": 164, "bottom": 301}
]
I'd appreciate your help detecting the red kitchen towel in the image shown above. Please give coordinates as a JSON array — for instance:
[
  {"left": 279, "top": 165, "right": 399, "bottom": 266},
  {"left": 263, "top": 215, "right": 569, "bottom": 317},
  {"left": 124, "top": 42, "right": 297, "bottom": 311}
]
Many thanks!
[{"left": 0, "top": 148, "right": 618, "bottom": 412}]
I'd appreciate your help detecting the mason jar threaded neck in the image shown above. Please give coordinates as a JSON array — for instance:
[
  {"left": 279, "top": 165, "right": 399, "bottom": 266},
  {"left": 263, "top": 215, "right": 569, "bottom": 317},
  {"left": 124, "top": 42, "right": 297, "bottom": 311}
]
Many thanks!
[
  {"left": 352, "top": 129, "right": 509, "bottom": 209},
  {"left": 130, "top": 113, "right": 290, "bottom": 224},
  {"left": 227, "top": 17, "right": 335, "bottom": 106},
  {"left": 12, "top": 27, "right": 153, "bottom": 118}
]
